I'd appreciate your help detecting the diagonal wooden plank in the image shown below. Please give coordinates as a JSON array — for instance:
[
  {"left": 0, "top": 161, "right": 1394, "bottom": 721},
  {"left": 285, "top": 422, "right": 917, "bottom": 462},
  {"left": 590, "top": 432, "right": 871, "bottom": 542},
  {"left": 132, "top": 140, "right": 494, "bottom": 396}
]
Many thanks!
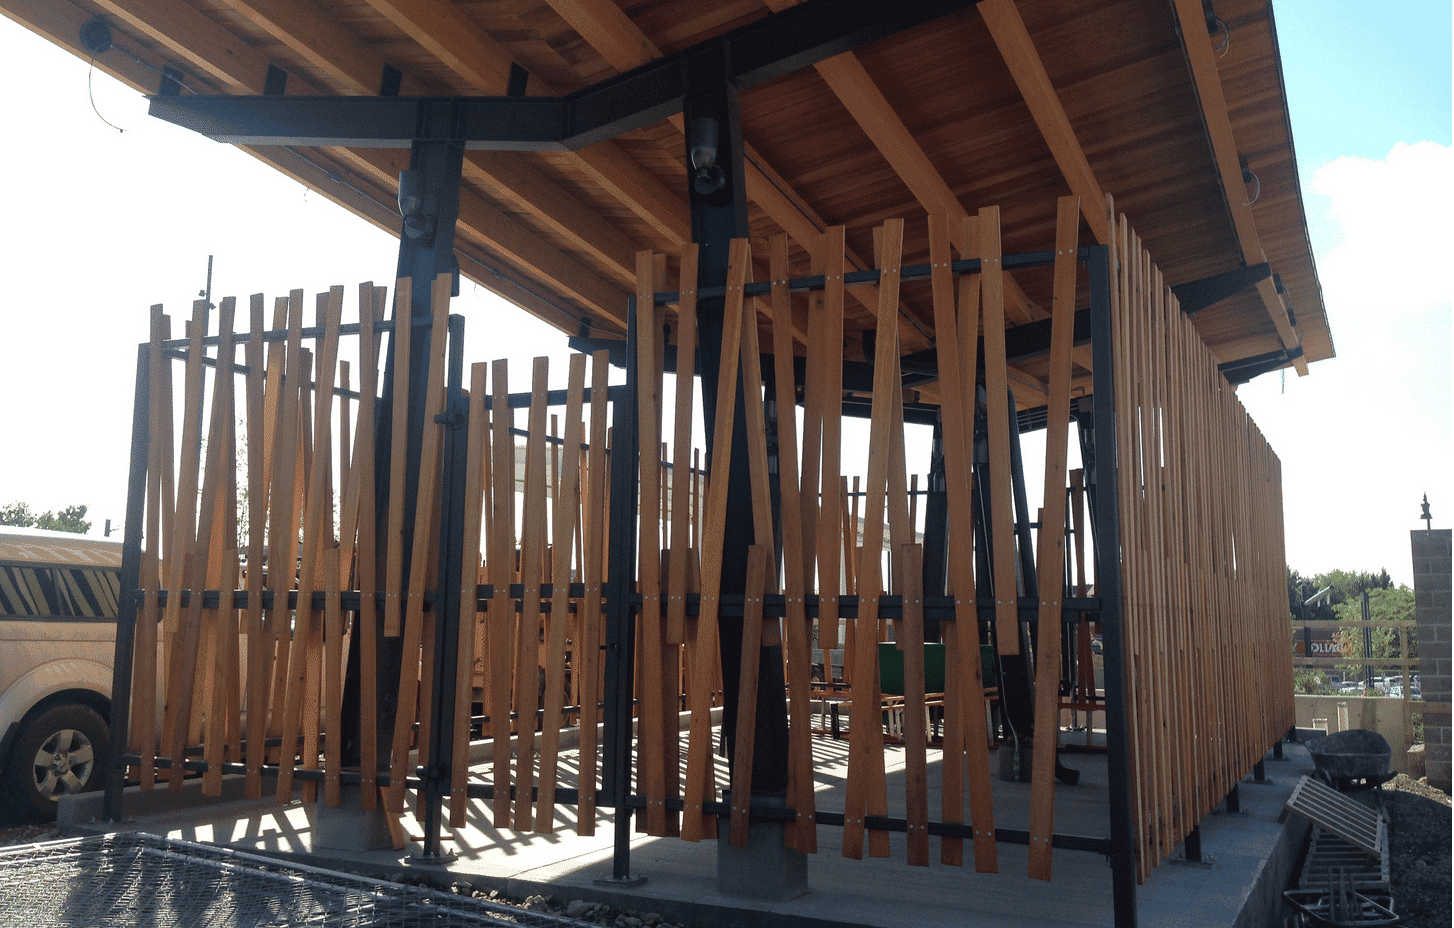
[
  {"left": 575, "top": 350, "right": 612, "bottom": 835},
  {"left": 769, "top": 234, "right": 817, "bottom": 853},
  {"left": 679, "top": 237, "right": 750, "bottom": 843},
  {"left": 538, "top": 354, "right": 587, "bottom": 831},
  {"left": 665, "top": 245, "right": 700, "bottom": 648},
  {"left": 513, "top": 356, "right": 552, "bottom": 830},
  {"left": 928, "top": 211, "right": 998, "bottom": 872},
  {"left": 488, "top": 360, "right": 518, "bottom": 827},
  {"left": 1027, "top": 196, "right": 1082, "bottom": 880},
  {"left": 452, "top": 361, "right": 490, "bottom": 827},
  {"left": 978, "top": 207, "right": 1021, "bottom": 657}
]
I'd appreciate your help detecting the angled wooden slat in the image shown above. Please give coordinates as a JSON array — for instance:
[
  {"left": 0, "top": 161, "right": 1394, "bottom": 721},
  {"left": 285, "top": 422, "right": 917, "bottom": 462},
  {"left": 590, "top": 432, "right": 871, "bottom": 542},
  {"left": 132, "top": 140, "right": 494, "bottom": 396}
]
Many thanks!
[
  {"left": 978, "top": 208, "right": 1020, "bottom": 657},
  {"left": 815, "top": 228, "right": 847, "bottom": 658},
  {"left": 769, "top": 234, "right": 817, "bottom": 854},
  {"left": 385, "top": 275, "right": 451, "bottom": 817},
  {"left": 202, "top": 298, "right": 241, "bottom": 798},
  {"left": 487, "top": 360, "right": 517, "bottom": 827},
  {"left": 680, "top": 236, "right": 750, "bottom": 843},
  {"left": 728, "top": 544, "right": 770, "bottom": 848},
  {"left": 239, "top": 294, "right": 268, "bottom": 800},
  {"left": 158, "top": 299, "right": 210, "bottom": 787},
  {"left": 383, "top": 279, "right": 414, "bottom": 639},
  {"left": 512, "top": 356, "right": 551, "bottom": 830},
  {"left": 537, "top": 354, "right": 587, "bottom": 832},
  {"left": 575, "top": 350, "right": 612, "bottom": 835},
  {"left": 843, "top": 219, "right": 904, "bottom": 861},
  {"left": 634, "top": 250, "right": 669, "bottom": 837},
  {"left": 452, "top": 361, "right": 490, "bottom": 827},
  {"left": 665, "top": 245, "right": 699, "bottom": 647},
  {"left": 323, "top": 546, "right": 344, "bottom": 806},
  {"left": 354, "top": 283, "right": 385, "bottom": 810},
  {"left": 1027, "top": 196, "right": 1082, "bottom": 880},
  {"left": 277, "top": 287, "right": 343, "bottom": 802},
  {"left": 133, "top": 306, "right": 171, "bottom": 790},
  {"left": 928, "top": 210, "right": 998, "bottom": 871},
  {"left": 899, "top": 544, "right": 929, "bottom": 868}
]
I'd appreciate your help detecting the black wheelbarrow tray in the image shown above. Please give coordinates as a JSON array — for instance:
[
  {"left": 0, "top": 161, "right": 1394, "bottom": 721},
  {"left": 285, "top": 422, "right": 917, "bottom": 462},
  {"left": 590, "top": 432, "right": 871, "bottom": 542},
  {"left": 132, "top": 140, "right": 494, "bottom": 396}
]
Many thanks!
[{"left": 1304, "top": 729, "right": 1394, "bottom": 790}]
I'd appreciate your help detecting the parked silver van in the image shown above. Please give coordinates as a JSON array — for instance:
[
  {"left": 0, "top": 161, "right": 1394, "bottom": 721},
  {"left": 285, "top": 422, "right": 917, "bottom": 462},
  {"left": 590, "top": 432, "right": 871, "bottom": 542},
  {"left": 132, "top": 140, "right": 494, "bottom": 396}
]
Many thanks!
[{"left": 0, "top": 527, "right": 122, "bottom": 820}]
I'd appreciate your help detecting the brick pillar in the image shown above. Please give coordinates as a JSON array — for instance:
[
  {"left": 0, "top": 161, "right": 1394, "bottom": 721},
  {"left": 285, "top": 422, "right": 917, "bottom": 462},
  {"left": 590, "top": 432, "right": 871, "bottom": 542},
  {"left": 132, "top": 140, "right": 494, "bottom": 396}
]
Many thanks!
[{"left": 1412, "top": 529, "right": 1452, "bottom": 792}]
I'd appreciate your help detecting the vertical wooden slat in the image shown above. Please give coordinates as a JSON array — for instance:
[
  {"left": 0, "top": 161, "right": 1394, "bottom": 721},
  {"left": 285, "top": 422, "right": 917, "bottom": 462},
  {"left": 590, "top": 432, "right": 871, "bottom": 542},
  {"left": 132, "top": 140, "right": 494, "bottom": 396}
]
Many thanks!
[
  {"left": 843, "top": 218, "right": 904, "bottom": 861},
  {"left": 665, "top": 246, "right": 699, "bottom": 649},
  {"left": 576, "top": 350, "right": 611, "bottom": 835},
  {"left": 323, "top": 546, "right": 344, "bottom": 806},
  {"left": 815, "top": 228, "right": 847, "bottom": 660},
  {"left": 513, "top": 356, "right": 551, "bottom": 830},
  {"left": 383, "top": 279, "right": 413, "bottom": 640},
  {"left": 538, "top": 354, "right": 587, "bottom": 831},
  {"left": 159, "top": 299, "right": 210, "bottom": 787},
  {"left": 202, "top": 299, "right": 241, "bottom": 798},
  {"left": 1026, "top": 196, "right": 1081, "bottom": 880},
  {"left": 900, "top": 544, "right": 929, "bottom": 867},
  {"left": 452, "top": 361, "right": 490, "bottom": 827},
  {"left": 133, "top": 306, "right": 170, "bottom": 790},
  {"left": 355, "top": 283, "right": 385, "bottom": 810},
  {"left": 384, "top": 274, "right": 451, "bottom": 817},
  {"left": 488, "top": 360, "right": 516, "bottom": 827},
  {"left": 978, "top": 207, "right": 1020, "bottom": 657},
  {"left": 634, "top": 250, "right": 669, "bottom": 837}
]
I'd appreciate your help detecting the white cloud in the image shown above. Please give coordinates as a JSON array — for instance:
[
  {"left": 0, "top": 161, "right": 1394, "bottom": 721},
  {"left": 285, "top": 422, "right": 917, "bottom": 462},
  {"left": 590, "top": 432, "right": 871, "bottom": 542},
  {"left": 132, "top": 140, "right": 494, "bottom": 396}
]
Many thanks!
[{"left": 1311, "top": 141, "right": 1454, "bottom": 324}]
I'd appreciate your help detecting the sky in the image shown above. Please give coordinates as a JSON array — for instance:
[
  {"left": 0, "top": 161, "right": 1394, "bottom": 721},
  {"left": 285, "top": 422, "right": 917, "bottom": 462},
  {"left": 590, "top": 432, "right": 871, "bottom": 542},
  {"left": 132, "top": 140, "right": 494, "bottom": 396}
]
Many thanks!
[{"left": 0, "top": 3, "right": 1449, "bottom": 587}]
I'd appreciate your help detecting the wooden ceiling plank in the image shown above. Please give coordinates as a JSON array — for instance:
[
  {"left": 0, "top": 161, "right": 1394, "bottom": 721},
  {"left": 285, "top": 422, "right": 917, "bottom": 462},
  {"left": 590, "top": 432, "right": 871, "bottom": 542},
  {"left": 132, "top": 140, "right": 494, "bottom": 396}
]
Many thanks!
[
  {"left": 977, "top": 0, "right": 1109, "bottom": 245},
  {"left": 220, "top": 0, "right": 420, "bottom": 96},
  {"left": 1169, "top": 0, "right": 1304, "bottom": 370},
  {"left": 91, "top": 0, "right": 272, "bottom": 94}
]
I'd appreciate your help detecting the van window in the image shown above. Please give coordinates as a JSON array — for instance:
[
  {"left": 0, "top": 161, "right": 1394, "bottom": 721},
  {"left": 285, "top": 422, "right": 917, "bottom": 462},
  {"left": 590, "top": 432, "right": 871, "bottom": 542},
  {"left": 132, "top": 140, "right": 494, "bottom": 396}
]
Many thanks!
[{"left": 0, "top": 563, "right": 121, "bottom": 620}]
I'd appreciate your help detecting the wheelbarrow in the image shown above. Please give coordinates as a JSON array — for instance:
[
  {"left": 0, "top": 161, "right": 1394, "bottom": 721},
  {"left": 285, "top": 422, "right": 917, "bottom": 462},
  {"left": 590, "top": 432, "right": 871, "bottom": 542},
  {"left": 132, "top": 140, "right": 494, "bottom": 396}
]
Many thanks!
[{"left": 1304, "top": 730, "right": 1394, "bottom": 791}]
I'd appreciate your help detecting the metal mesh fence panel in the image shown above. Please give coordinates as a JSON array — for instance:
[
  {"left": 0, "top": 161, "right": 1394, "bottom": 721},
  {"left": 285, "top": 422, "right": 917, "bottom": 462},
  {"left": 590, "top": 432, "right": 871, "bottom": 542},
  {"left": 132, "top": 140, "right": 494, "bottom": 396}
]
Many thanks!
[{"left": 0, "top": 833, "right": 583, "bottom": 928}]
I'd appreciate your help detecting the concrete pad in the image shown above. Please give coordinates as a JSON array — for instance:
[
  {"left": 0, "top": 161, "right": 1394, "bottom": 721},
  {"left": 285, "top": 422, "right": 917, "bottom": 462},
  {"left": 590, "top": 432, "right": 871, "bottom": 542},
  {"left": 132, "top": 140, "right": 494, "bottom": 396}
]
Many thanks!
[{"left": 73, "top": 735, "right": 1314, "bottom": 928}]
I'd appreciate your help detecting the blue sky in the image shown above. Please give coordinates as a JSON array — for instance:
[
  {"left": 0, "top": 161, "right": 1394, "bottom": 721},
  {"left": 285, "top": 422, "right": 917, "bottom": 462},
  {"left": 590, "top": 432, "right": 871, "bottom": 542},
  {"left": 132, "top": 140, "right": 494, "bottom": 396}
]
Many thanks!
[{"left": 0, "top": 4, "right": 1449, "bottom": 586}]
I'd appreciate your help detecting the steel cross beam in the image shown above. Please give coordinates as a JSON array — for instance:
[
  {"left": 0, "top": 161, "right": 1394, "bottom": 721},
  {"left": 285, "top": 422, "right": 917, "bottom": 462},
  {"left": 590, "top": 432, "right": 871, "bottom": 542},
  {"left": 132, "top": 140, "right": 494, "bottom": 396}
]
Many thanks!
[{"left": 147, "top": 0, "right": 973, "bottom": 151}]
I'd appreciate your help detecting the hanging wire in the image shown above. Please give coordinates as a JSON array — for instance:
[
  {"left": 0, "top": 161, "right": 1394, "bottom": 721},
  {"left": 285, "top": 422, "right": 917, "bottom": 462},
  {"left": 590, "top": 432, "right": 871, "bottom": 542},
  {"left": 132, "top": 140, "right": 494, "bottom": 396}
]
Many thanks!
[
  {"left": 1211, "top": 15, "right": 1230, "bottom": 57},
  {"left": 87, "top": 56, "right": 126, "bottom": 133}
]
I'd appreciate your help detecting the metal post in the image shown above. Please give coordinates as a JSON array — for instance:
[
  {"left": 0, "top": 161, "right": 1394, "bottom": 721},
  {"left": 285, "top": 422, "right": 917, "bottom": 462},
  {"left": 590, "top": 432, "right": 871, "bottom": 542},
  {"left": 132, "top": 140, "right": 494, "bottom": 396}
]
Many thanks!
[
  {"left": 1226, "top": 784, "right": 1241, "bottom": 814},
  {"left": 344, "top": 103, "right": 466, "bottom": 772},
  {"left": 1183, "top": 824, "right": 1202, "bottom": 863},
  {"left": 599, "top": 297, "right": 644, "bottom": 885},
  {"left": 105, "top": 342, "right": 154, "bottom": 822},
  {"left": 418, "top": 313, "right": 467, "bottom": 863},
  {"left": 684, "top": 76, "right": 788, "bottom": 794},
  {"left": 1086, "top": 244, "right": 1138, "bottom": 927},
  {"left": 1253, "top": 759, "right": 1266, "bottom": 783}
]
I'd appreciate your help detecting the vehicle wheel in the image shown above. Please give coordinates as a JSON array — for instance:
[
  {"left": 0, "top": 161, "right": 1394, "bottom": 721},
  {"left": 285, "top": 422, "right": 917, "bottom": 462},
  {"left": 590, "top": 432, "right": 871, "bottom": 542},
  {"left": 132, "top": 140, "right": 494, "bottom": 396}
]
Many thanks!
[{"left": 3, "top": 704, "right": 110, "bottom": 822}]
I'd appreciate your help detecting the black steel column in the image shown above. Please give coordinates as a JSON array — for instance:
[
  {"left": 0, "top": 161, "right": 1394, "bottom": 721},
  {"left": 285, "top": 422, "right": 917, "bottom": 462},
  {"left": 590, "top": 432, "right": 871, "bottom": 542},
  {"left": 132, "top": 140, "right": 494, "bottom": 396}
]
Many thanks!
[
  {"left": 684, "top": 77, "right": 788, "bottom": 793},
  {"left": 1087, "top": 244, "right": 1138, "bottom": 927},
  {"left": 602, "top": 298, "right": 642, "bottom": 882},
  {"left": 419, "top": 313, "right": 468, "bottom": 861},
  {"left": 342, "top": 101, "right": 466, "bottom": 771},
  {"left": 104, "top": 342, "right": 154, "bottom": 821}
]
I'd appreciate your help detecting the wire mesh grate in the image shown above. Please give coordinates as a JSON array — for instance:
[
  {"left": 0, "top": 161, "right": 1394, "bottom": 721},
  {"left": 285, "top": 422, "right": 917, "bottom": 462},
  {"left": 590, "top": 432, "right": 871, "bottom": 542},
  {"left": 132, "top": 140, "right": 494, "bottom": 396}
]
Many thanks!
[{"left": 0, "top": 833, "right": 582, "bottom": 928}]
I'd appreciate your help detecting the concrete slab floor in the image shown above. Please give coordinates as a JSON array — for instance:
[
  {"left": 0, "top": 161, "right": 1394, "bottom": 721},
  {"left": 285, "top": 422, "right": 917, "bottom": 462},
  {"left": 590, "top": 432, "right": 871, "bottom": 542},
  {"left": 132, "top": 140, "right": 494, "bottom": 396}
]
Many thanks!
[{"left": 69, "top": 737, "right": 1315, "bottom": 928}]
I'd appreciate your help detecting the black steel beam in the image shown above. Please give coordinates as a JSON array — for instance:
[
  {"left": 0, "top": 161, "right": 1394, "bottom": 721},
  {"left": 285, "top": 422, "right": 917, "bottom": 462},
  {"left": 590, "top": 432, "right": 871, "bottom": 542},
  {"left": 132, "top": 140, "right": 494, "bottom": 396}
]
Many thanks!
[
  {"left": 1217, "top": 345, "right": 1303, "bottom": 384},
  {"left": 1171, "top": 262, "right": 1271, "bottom": 316},
  {"left": 148, "top": 0, "right": 972, "bottom": 151}
]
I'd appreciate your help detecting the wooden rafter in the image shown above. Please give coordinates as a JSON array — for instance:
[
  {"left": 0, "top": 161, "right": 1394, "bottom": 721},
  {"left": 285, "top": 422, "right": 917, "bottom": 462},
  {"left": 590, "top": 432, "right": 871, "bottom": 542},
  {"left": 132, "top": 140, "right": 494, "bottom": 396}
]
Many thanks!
[
  {"left": 1169, "top": 0, "right": 1307, "bottom": 374},
  {"left": 977, "top": 0, "right": 1109, "bottom": 245}
]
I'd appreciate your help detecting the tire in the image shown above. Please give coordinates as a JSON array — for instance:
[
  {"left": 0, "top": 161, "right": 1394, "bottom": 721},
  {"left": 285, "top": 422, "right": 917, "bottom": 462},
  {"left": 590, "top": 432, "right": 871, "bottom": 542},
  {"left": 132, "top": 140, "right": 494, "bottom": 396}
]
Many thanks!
[{"left": 3, "top": 704, "right": 110, "bottom": 822}]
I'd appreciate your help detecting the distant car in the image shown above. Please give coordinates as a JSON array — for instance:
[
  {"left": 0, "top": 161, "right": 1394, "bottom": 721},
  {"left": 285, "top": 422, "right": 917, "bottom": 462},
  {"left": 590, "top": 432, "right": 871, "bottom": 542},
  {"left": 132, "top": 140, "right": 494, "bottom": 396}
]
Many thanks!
[
  {"left": 1337, "top": 683, "right": 1364, "bottom": 695},
  {"left": 0, "top": 527, "right": 122, "bottom": 821}
]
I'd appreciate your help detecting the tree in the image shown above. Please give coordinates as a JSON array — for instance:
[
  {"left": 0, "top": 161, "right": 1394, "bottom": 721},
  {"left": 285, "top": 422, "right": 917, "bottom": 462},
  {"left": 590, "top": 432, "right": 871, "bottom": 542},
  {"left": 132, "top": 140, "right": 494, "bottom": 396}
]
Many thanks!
[
  {"left": 0, "top": 501, "right": 92, "bottom": 534},
  {"left": 1331, "top": 586, "right": 1418, "bottom": 687}
]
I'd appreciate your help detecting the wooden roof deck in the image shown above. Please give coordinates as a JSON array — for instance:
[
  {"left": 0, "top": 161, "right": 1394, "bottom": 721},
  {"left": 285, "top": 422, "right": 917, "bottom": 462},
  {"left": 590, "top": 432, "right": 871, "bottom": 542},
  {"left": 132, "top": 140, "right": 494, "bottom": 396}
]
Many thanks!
[{"left": 5, "top": 0, "right": 1332, "bottom": 394}]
